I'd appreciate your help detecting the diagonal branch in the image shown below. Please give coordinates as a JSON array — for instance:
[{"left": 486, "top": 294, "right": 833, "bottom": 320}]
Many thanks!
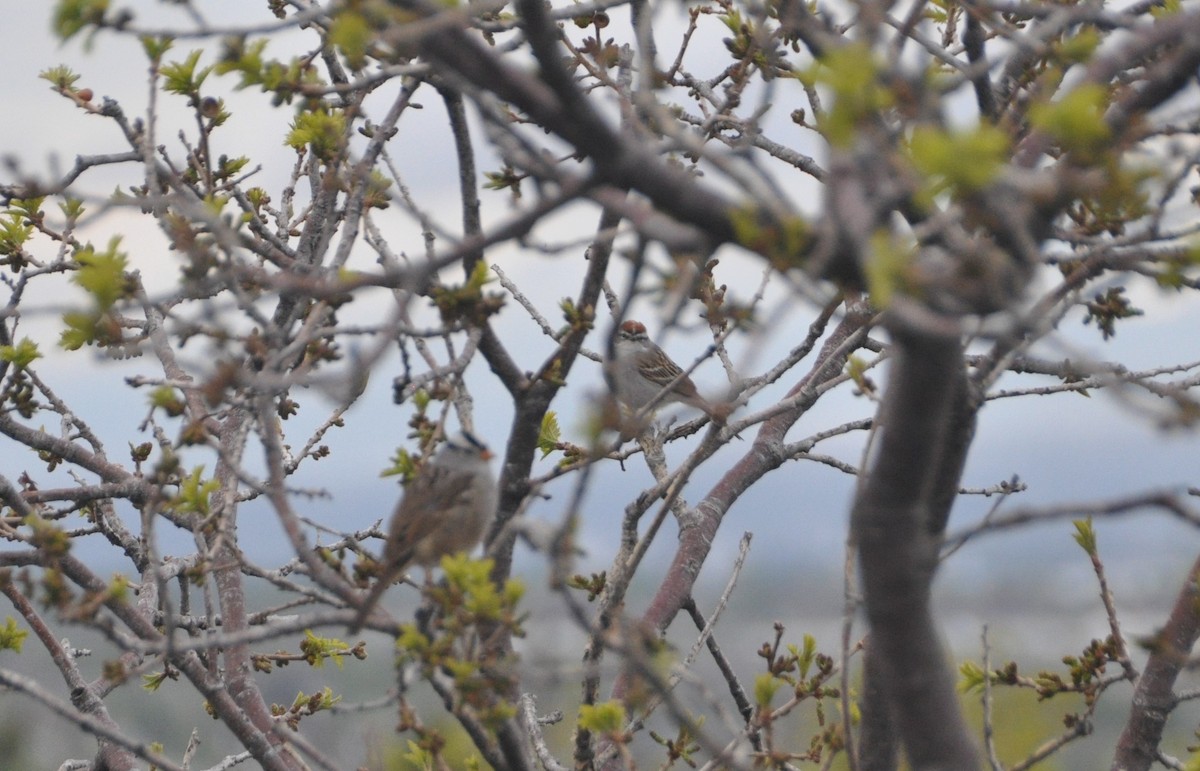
[{"left": 1111, "top": 554, "right": 1200, "bottom": 771}]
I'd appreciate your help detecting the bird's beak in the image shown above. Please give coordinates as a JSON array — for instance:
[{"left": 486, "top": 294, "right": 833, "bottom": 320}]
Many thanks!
[{"left": 480, "top": 448, "right": 494, "bottom": 461}]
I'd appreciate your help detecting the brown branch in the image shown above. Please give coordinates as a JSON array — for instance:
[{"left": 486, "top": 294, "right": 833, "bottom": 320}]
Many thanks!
[
  {"left": 962, "top": 7, "right": 997, "bottom": 121},
  {"left": 53, "top": 554, "right": 302, "bottom": 771},
  {"left": 199, "top": 409, "right": 306, "bottom": 768},
  {"left": 850, "top": 320, "right": 979, "bottom": 769},
  {"left": 633, "top": 297, "right": 869, "bottom": 639},
  {"left": 593, "top": 298, "right": 872, "bottom": 756},
  {"left": 0, "top": 582, "right": 137, "bottom": 770},
  {"left": 1111, "top": 554, "right": 1200, "bottom": 771},
  {"left": 0, "top": 667, "right": 184, "bottom": 771},
  {"left": 944, "top": 491, "right": 1200, "bottom": 550},
  {"left": 489, "top": 201, "right": 618, "bottom": 572},
  {"left": 406, "top": 2, "right": 741, "bottom": 249}
]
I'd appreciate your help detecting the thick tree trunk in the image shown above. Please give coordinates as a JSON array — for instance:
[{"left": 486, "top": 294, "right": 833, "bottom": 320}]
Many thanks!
[{"left": 851, "top": 323, "right": 979, "bottom": 770}]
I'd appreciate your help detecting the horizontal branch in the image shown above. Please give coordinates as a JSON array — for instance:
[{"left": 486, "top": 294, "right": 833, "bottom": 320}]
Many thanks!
[{"left": 0, "top": 666, "right": 185, "bottom": 771}]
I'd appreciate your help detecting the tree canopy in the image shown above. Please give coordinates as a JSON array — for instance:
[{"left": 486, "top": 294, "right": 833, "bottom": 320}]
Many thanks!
[{"left": 2, "top": 1, "right": 1200, "bottom": 769}]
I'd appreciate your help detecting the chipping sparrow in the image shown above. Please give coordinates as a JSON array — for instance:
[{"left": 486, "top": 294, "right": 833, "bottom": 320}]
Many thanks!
[
  {"left": 610, "top": 320, "right": 725, "bottom": 420},
  {"left": 350, "top": 431, "right": 498, "bottom": 633}
]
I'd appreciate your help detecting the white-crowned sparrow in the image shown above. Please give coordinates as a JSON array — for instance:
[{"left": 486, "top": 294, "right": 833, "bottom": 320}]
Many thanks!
[
  {"left": 350, "top": 431, "right": 498, "bottom": 632},
  {"left": 609, "top": 319, "right": 726, "bottom": 420}
]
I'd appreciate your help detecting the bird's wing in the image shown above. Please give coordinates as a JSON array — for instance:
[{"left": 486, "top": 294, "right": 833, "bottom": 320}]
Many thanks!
[
  {"left": 381, "top": 464, "right": 476, "bottom": 565},
  {"left": 641, "top": 347, "right": 698, "bottom": 397},
  {"left": 641, "top": 349, "right": 685, "bottom": 382},
  {"left": 349, "top": 465, "right": 476, "bottom": 634}
]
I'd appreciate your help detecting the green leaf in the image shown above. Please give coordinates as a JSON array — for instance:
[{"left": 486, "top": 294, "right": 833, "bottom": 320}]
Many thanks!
[
  {"left": 39, "top": 65, "right": 81, "bottom": 90},
  {"left": 381, "top": 447, "right": 416, "bottom": 480},
  {"left": 465, "top": 258, "right": 493, "bottom": 292},
  {"left": 796, "top": 633, "right": 817, "bottom": 678},
  {"left": 440, "top": 554, "right": 524, "bottom": 622},
  {"left": 8, "top": 198, "right": 46, "bottom": 221},
  {"left": 578, "top": 701, "right": 626, "bottom": 733},
  {"left": 429, "top": 259, "right": 502, "bottom": 323},
  {"left": 26, "top": 515, "right": 71, "bottom": 559},
  {"left": 909, "top": 124, "right": 1010, "bottom": 193},
  {"left": 0, "top": 617, "right": 28, "bottom": 653},
  {"left": 285, "top": 108, "right": 348, "bottom": 161},
  {"left": 1155, "top": 242, "right": 1200, "bottom": 290},
  {"left": 215, "top": 155, "right": 250, "bottom": 182},
  {"left": 141, "top": 671, "right": 170, "bottom": 691},
  {"left": 300, "top": 630, "right": 350, "bottom": 669},
  {"left": 160, "top": 50, "right": 212, "bottom": 97},
  {"left": 537, "top": 412, "right": 561, "bottom": 459},
  {"left": 957, "top": 660, "right": 986, "bottom": 693},
  {"left": 1072, "top": 517, "right": 1097, "bottom": 556},
  {"left": 106, "top": 574, "right": 130, "bottom": 602},
  {"left": 166, "top": 466, "right": 220, "bottom": 515},
  {"left": 846, "top": 355, "right": 874, "bottom": 395},
  {"left": 483, "top": 167, "right": 522, "bottom": 194},
  {"left": 59, "top": 311, "right": 97, "bottom": 351},
  {"left": 0, "top": 338, "right": 42, "bottom": 370},
  {"left": 72, "top": 237, "right": 129, "bottom": 310},
  {"left": 285, "top": 685, "right": 341, "bottom": 715},
  {"left": 330, "top": 10, "right": 372, "bottom": 71},
  {"left": 400, "top": 739, "right": 434, "bottom": 770},
  {"left": 1058, "top": 28, "right": 1100, "bottom": 64},
  {"left": 150, "top": 386, "right": 186, "bottom": 417},
  {"left": 729, "top": 206, "right": 810, "bottom": 269},
  {"left": 396, "top": 623, "right": 431, "bottom": 654},
  {"left": 140, "top": 35, "right": 174, "bottom": 64},
  {"left": 59, "top": 198, "right": 85, "bottom": 221},
  {"left": 245, "top": 187, "right": 270, "bottom": 211},
  {"left": 800, "top": 43, "right": 892, "bottom": 147},
  {"left": 753, "top": 673, "right": 781, "bottom": 708},
  {"left": 363, "top": 170, "right": 393, "bottom": 209},
  {"left": 1029, "top": 84, "right": 1111, "bottom": 155},
  {"left": 215, "top": 37, "right": 269, "bottom": 88},
  {"left": 1151, "top": 0, "right": 1183, "bottom": 18},
  {"left": 52, "top": 0, "right": 109, "bottom": 41},
  {"left": 0, "top": 214, "right": 35, "bottom": 262}
]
